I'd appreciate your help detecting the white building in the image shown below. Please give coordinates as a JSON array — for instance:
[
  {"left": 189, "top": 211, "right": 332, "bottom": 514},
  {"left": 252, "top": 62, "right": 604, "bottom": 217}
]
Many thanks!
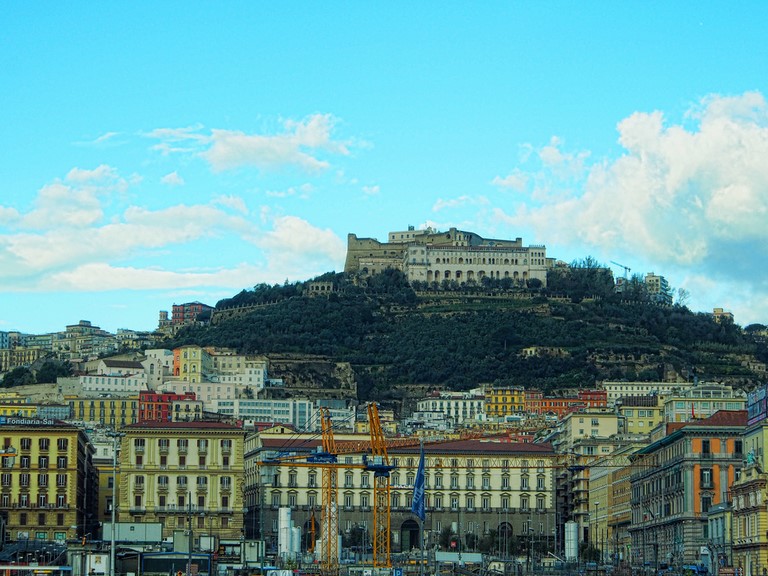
[
  {"left": 209, "top": 351, "right": 268, "bottom": 391},
  {"left": 601, "top": 381, "right": 693, "bottom": 407},
  {"left": 142, "top": 349, "right": 175, "bottom": 390},
  {"left": 214, "top": 398, "right": 322, "bottom": 430},
  {"left": 415, "top": 391, "right": 485, "bottom": 425}
]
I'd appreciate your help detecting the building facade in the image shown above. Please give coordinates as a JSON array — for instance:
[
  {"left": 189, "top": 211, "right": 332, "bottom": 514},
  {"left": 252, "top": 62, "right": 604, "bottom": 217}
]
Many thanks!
[
  {"left": 0, "top": 419, "right": 96, "bottom": 544},
  {"left": 119, "top": 421, "right": 246, "bottom": 545},
  {"left": 629, "top": 411, "right": 746, "bottom": 570}
]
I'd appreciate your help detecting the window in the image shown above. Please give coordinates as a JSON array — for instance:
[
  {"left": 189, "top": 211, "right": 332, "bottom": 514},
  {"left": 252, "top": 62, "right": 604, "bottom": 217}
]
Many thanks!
[
  {"left": 521, "top": 496, "right": 529, "bottom": 511},
  {"left": 39, "top": 439, "right": 50, "bottom": 451},
  {"left": 521, "top": 475, "right": 529, "bottom": 490},
  {"left": 38, "top": 456, "right": 49, "bottom": 469},
  {"left": 702, "top": 440, "right": 711, "bottom": 456},
  {"left": 451, "top": 496, "right": 459, "bottom": 510},
  {"left": 37, "top": 474, "right": 48, "bottom": 487},
  {"left": 177, "top": 476, "right": 188, "bottom": 487},
  {"left": 57, "top": 438, "right": 68, "bottom": 451},
  {"left": 57, "top": 456, "right": 67, "bottom": 469}
]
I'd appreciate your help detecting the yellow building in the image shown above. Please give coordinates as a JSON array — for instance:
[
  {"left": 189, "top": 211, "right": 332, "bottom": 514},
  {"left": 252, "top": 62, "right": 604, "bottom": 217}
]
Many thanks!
[
  {"left": 174, "top": 345, "right": 213, "bottom": 383},
  {"left": 0, "top": 403, "right": 37, "bottom": 418},
  {"left": 485, "top": 387, "right": 525, "bottom": 418},
  {"left": 617, "top": 396, "right": 664, "bottom": 436},
  {"left": 0, "top": 418, "right": 95, "bottom": 543},
  {"left": 119, "top": 421, "right": 246, "bottom": 545},
  {"left": 68, "top": 396, "right": 139, "bottom": 429}
]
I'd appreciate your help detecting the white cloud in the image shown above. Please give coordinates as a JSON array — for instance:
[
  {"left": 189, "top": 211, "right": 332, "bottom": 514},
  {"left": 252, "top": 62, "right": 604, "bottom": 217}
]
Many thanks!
[
  {"left": 362, "top": 185, "right": 380, "bottom": 196},
  {"left": 66, "top": 164, "right": 121, "bottom": 183},
  {"left": 433, "top": 195, "right": 489, "bottom": 212},
  {"left": 255, "top": 215, "right": 345, "bottom": 260},
  {"left": 161, "top": 171, "right": 185, "bottom": 186},
  {"left": 146, "top": 114, "right": 351, "bottom": 173},
  {"left": 491, "top": 171, "right": 527, "bottom": 191},
  {"left": 498, "top": 91, "right": 768, "bottom": 324},
  {"left": 213, "top": 195, "right": 249, "bottom": 214},
  {"left": 47, "top": 262, "right": 265, "bottom": 291}
]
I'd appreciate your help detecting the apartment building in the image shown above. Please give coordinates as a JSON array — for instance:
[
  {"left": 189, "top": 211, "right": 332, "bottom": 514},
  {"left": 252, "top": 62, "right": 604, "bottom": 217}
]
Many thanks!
[
  {"left": 416, "top": 391, "right": 485, "bottom": 425},
  {"left": 485, "top": 387, "right": 525, "bottom": 419},
  {"left": 525, "top": 389, "right": 607, "bottom": 418},
  {"left": 209, "top": 351, "right": 268, "bottom": 391},
  {"left": 119, "top": 421, "right": 246, "bottom": 545},
  {"left": 602, "top": 381, "right": 693, "bottom": 408},
  {"left": 0, "top": 418, "right": 97, "bottom": 543},
  {"left": 138, "top": 391, "right": 197, "bottom": 423},
  {"left": 171, "top": 302, "right": 215, "bottom": 326},
  {"left": 663, "top": 383, "right": 746, "bottom": 422},
  {"left": 629, "top": 411, "right": 746, "bottom": 569},
  {"left": 617, "top": 396, "right": 664, "bottom": 436},
  {"left": 68, "top": 396, "right": 139, "bottom": 429}
]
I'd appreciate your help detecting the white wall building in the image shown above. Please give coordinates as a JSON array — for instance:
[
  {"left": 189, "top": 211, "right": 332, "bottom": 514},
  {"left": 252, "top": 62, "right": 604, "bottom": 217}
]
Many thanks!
[
  {"left": 415, "top": 392, "right": 485, "bottom": 425},
  {"left": 601, "top": 381, "right": 693, "bottom": 407}
]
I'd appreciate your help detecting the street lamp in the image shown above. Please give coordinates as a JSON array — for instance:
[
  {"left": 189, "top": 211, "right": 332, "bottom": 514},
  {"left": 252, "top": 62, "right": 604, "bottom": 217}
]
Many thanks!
[{"left": 107, "top": 431, "right": 125, "bottom": 576}]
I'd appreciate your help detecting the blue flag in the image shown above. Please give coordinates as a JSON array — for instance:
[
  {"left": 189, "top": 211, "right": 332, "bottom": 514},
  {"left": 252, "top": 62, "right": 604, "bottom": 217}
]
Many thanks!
[{"left": 411, "top": 443, "right": 426, "bottom": 521}]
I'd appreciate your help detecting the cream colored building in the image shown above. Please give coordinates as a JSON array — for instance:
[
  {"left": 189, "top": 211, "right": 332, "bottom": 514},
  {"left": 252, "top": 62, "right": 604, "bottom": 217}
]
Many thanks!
[
  {"left": 119, "top": 421, "right": 246, "bottom": 544},
  {"left": 552, "top": 409, "right": 621, "bottom": 453},
  {"left": 617, "top": 396, "right": 664, "bottom": 436},
  {"left": 602, "top": 381, "right": 692, "bottom": 407},
  {"left": 248, "top": 429, "right": 559, "bottom": 555},
  {"left": 662, "top": 382, "right": 746, "bottom": 422}
]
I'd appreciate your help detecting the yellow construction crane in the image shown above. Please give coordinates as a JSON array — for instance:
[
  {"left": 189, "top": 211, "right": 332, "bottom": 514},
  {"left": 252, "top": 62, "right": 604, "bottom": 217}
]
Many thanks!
[
  {"left": 260, "top": 404, "right": 396, "bottom": 574},
  {"left": 363, "top": 402, "right": 395, "bottom": 568}
]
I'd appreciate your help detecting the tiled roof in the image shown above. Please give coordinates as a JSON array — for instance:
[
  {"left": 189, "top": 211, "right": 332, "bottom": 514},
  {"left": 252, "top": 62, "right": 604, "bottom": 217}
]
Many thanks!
[{"left": 123, "top": 421, "right": 243, "bottom": 431}]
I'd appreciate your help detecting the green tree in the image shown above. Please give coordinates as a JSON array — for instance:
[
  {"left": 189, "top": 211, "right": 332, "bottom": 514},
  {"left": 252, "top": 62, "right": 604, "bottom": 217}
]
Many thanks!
[
  {"left": 35, "top": 360, "right": 73, "bottom": 384},
  {"left": 2, "top": 367, "right": 34, "bottom": 388}
]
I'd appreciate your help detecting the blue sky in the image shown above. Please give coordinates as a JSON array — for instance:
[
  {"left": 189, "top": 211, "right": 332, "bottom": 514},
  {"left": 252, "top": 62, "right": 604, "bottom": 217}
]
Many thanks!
[{"left": 2, "top": 3, "right": 768, "bottom": 334}]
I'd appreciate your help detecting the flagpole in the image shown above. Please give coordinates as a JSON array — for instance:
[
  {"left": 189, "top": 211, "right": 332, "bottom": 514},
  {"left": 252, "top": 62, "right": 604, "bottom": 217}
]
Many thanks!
[{"left": 411, "top": 438, "right": 427, "bottom": 576}]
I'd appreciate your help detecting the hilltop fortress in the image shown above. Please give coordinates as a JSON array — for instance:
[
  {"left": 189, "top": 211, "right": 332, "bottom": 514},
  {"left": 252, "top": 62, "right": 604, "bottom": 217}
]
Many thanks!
[{"left": 344, "top": 225, "right": 556, "bottom": 286}]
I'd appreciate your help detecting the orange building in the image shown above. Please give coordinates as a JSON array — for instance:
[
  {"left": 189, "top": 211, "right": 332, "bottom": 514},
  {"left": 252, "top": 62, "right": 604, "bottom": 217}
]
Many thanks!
[
  {"left": 525, "top": 389, "right": 607, "bottom": 417},
  {"left": 628, "top": 410, "right": 746, "bottom": 569}
]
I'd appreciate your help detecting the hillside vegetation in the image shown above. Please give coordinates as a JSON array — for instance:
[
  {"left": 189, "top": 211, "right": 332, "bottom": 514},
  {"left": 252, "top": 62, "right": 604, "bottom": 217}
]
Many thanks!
[{"left": 166, "top": 266, "right": 766, "bottom": 403}]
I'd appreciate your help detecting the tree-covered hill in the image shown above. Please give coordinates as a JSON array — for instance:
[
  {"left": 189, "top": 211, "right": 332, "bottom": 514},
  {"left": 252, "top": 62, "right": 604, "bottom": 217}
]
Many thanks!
[{"left": 165, "top": 268, "right": 766, "bottom": 402}]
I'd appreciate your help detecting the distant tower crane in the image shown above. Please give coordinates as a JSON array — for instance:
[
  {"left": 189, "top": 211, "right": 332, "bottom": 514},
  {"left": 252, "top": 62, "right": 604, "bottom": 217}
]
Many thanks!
[{"left": 610, "top": 260, "right": 631, "bottom": 279}]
